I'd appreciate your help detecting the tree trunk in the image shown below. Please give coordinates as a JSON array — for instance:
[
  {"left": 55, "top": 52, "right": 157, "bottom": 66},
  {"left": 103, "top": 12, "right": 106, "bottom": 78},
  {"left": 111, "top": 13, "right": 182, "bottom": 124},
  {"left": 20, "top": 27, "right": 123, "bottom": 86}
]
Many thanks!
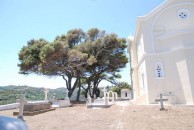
[
  {"left": 76, "top": 78, "right": 81, "bottom": 101},
  {"left": 85, "top": 87, "right": 89, "bottom": 98},
  {"left": 68, "top": 89, "right": 73, "bottom": 98},
  {"left": 92, "top": 80, "right": 98, "bottom": 98},
  {"left": 66, "top": 78, "right": 78, "bottom": 98},
  {"left": 85, "top": 81, "right": 91, "bottom": 98}
]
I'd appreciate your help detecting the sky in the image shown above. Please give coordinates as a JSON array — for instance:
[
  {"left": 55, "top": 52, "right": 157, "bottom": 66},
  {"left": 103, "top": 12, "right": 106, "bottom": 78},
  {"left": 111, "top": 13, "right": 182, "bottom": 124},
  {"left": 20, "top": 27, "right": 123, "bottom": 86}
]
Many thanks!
[{"left": 0, "top": 0, "right": 164, "bottom": 89}]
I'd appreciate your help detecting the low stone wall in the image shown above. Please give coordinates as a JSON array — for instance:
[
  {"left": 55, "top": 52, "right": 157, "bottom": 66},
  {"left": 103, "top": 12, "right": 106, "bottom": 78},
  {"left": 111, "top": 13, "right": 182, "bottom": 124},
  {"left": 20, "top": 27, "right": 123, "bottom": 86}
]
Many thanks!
[
  {"left": 13, "top": 101, "right": 55, "bottom": 116},
  {"left": 13, "top": 107, "right": 55, "bottom": 116},
  {"left": 24, "top": 103, "right": 51, "bottom": 112}
]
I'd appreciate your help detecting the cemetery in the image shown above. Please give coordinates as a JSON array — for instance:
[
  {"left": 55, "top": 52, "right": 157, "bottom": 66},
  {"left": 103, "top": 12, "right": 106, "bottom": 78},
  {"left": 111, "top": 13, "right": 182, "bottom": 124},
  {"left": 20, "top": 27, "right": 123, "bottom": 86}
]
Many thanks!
[
  {"left": 0, "top": 100, "right": 194, "bottom": 130},
  {"left": 1, "top": 0, "right": 194, "bottom": 130},
  {"left": 0, "top": 86, "right": 194, "bottom": 130},
  {"left": 86, "top": 89, "right": 117, "bottom": 108}
]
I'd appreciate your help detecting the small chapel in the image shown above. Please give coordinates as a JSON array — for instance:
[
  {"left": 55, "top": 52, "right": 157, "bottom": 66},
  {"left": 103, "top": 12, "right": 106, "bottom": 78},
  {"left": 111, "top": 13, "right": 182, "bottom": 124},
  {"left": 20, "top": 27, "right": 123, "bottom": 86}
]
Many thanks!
[{"left": 128, "top": 0, "right": 194, "bottom": 104}]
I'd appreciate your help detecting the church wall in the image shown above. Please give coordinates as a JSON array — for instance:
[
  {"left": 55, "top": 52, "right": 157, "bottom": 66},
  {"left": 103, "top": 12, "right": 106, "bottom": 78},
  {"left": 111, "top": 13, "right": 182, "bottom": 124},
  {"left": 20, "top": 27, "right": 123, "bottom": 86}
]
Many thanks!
[
  {"left": 131, "top": 0, "right": 194, "bottom": 104},
  {"left": 131, "top": 58, "right": 149, "bottom": 104},
  {"left": 145, "top": 48, "right": 194, "bottom": 104},
  {"left": 141, "top": 20, "right": 155, "bottom": 53},
  {"left": 137, "top": 60, "right": 148, "bottom": 98},
  {"left": 172, "top": 0, "right": 194, "bottom": 3},
  {"left": 148, "top": 2, "right": 194, "bottom": 104},
  {"left": 137, "top": 35, "right": 144, "bottom": 63},
  {"left": 132, "top": 68, "right": 140, "bottom": 101},
  {"left": 130, "top": 36, "right": 140, "bottom": 100},
  {"left": 183, "top": 49, "right": 194, "bottom": 104},
  {"left": 139, "top": 1, "right": 194, "bottom": 54},
  {"left": 152, "top": 3, "right": 194, "bottom": 53},
  {"left": 155, "top": 32, "right": 194, "bottom": 53}
]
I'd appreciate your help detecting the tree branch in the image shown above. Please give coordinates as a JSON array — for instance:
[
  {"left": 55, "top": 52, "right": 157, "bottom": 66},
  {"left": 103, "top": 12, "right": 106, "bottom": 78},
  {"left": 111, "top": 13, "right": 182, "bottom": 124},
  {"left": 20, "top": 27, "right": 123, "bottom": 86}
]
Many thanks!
[{"left": 61, "top": 75, "right": 68, "bottom": 89}]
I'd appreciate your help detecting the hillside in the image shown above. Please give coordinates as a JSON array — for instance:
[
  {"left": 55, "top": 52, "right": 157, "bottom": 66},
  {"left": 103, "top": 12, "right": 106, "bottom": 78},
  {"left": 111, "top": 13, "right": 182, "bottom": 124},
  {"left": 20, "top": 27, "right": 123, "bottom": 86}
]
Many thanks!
[{"left": 0, "top": 85, "right": 67, "bottom": 105}]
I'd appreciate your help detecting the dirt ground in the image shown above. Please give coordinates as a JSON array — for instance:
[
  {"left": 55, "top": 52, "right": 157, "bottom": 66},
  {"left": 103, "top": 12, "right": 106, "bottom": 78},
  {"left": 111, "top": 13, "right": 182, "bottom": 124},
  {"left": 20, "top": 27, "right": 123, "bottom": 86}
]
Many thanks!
[{"left": 0, "top": 102, "right": 194, "bottom": 130}]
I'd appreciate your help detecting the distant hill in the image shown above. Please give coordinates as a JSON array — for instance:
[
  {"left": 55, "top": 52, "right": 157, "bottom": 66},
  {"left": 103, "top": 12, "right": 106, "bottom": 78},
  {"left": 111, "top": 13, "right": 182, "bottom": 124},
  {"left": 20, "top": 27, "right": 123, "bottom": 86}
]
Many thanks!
[{"left": 0, "top": 85, "right": 67, "bottom": 105}]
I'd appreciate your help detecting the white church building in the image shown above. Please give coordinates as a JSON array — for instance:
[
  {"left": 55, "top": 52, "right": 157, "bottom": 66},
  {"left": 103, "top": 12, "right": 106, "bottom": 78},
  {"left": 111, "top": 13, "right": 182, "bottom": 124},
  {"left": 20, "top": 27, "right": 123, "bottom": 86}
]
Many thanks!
[{"left": 128, "top": 0, "right": 194, "bottom": 104}]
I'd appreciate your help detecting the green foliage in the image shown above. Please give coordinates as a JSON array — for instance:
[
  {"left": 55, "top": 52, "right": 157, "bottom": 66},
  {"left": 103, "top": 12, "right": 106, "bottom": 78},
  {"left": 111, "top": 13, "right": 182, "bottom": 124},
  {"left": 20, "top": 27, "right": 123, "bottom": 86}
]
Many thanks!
[
  {"left": 0, "top": 86, "right": 67, "bottom": 105},
  {"left": 87, "top": 55, "right": 97, "bottom": 65},
  {"left": 87, "top": 28, "right": 101, "bottom": 41},
  {"left": 18, "top": 28, "right": 128, "bottom": 99},
  {"left": 18, "top": 39, "right": 48, "bottom": 74},
  {"left": 66, "top": 29, "right": 85, "bottom": 48},
  {"left": 111, "top": 82, "right": 131, "bottom": 96}
]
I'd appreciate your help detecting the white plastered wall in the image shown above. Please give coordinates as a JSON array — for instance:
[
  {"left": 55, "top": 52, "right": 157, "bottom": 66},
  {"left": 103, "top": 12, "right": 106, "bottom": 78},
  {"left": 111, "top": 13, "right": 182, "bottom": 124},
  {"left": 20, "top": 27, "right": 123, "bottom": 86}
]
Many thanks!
[
  {"left": 145, "top": 48, "right": 194, "bottom": 104},
  {"left": 130, "top": 0, "right": 194, "bottom": 104}
]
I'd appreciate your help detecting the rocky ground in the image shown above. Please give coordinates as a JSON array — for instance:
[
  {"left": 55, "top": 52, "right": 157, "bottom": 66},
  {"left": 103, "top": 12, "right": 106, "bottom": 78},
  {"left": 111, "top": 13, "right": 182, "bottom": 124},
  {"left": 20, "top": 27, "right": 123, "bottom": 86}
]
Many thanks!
[{"left": 1, "top": 102, "right": 194, "bottom": 130}]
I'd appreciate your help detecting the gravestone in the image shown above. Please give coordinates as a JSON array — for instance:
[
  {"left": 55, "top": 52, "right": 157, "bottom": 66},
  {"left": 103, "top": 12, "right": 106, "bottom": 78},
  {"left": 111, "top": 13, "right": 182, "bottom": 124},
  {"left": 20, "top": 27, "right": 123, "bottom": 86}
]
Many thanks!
[
  {"left": 108, "top": 91, "right": 114, "bottom": 104},
  {"left": 87, "top": 95, "right": 92, "bottom": 105},
  {"left": 87, "top": 94, "right": 111, "bottom": 108},
  {"left": 114, "top": 92, "right": 118, "bottom": 100},
  {"left": 155, "top": 94, "right": 168, "bottom": 111},
  {"left": 17, "top": 94, "right": 27, "bottom": 121},
  {"left": 103, "top": 87, "right": 107, "bottom": 97},
  {"left": 24, "top": 101, "right": 51, "bottom": 112},
  {"left": 14, "top": 100, "right": 55, "bottom": 116},
  {"left": 44, "top": 88, "right": 49, "bottom": 100},
  {"left": 51, "top": 89, "right": 71, "bottom": 108},
  {"left": 65, "top": 89, "right": 69, "bottom": 100},
  {"left": 52, "top": 101, "right": 60, "bottom": 108},
  {"left": 63, "top": 89, "right": 71, "bottom": 107},
  {"left": 105, "top": 97, "right": 108, "bottom": 105}
]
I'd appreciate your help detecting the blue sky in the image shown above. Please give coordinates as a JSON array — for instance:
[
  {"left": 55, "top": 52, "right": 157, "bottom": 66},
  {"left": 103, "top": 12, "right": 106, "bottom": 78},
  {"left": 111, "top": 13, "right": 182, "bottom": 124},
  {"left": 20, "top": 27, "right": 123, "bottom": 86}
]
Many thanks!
[{"left": 0, "top": 0, "right": 164, "bottom": 88}]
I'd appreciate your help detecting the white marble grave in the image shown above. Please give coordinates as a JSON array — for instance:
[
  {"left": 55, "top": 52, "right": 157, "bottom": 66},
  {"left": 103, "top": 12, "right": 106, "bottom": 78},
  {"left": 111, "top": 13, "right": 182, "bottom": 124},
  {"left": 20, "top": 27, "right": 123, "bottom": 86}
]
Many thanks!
[
  {"left": 52, "top": 89, "right": 71, "bottom": 108},
  {"left": 86, "top": 91, "right": 114, "bottom": 108}
]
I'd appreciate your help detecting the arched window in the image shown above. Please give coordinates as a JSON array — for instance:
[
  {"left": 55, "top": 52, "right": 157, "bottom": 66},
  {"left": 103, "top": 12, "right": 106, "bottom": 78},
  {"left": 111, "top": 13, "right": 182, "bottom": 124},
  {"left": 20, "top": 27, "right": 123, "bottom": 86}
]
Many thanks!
[{"left": 155, "top": 62, "right": 164, "bottom": 78}]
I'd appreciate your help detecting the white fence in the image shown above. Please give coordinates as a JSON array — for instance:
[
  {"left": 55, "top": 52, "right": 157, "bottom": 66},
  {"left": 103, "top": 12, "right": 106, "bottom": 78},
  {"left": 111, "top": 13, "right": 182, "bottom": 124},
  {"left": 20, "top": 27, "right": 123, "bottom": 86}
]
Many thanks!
[
  {"left": 0, "top": 100, "right": 50, "bottom": 111},
  {"left": 0, "top": 103, "right": 20, "bottom": 111}
]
